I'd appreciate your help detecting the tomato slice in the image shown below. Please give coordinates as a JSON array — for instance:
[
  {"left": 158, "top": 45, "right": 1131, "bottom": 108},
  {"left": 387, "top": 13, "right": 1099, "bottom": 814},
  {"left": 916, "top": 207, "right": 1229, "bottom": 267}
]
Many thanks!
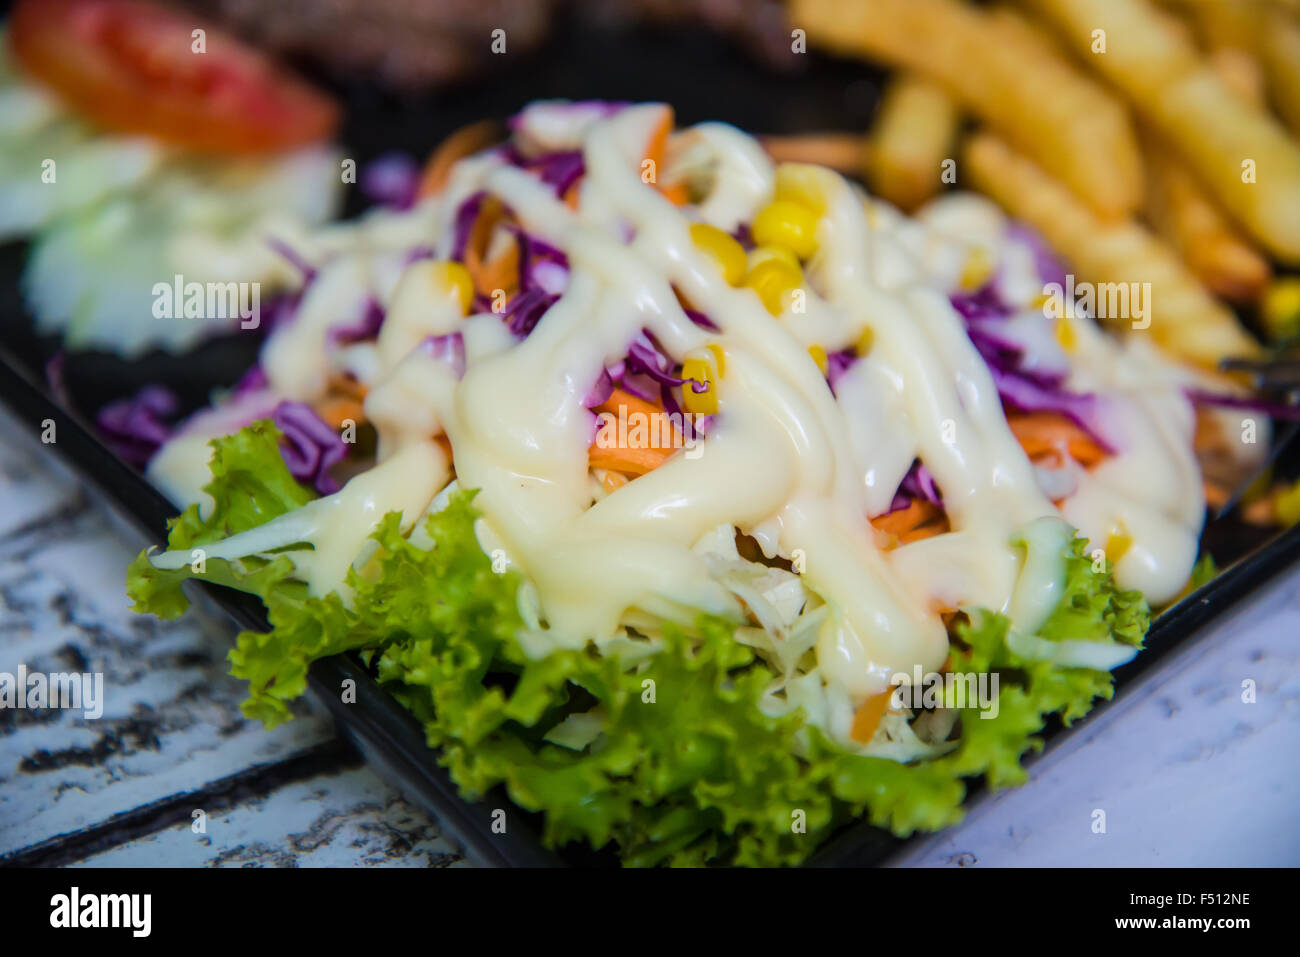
[{"left": 9, "top": 0, "right": 339, "bottom": 154}]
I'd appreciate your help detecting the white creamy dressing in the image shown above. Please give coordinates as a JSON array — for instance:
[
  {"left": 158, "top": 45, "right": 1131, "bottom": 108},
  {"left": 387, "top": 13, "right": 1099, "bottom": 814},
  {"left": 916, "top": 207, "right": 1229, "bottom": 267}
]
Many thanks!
[
  {"left": 149, "top": 104, "right": 1212, "bottom": 708},
  {"left": 1058, "top": 329, "right": 1206, "bottom": 600},
  {"left": 150, "top": 440, "right": 449, "bottom": 598}
]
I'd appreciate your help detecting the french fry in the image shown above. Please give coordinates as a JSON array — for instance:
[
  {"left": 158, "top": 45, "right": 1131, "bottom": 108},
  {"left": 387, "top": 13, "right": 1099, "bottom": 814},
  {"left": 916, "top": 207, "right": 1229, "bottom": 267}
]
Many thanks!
[
  {"left": 1162, "top": 0, "right": 1298, "bottom": 130},
  {"left": 994, "top": 1, "right": 1269, "bottom": 300},
  {"left": 867, "top": 74, "right": 959, "bottom": 212},
  {"left": 1142, "top": 49, "right": 1272, "bottom": 303},
  {"left": 1160, "top": 0, "right": 1263, "bottom": 50},
  {"left": 1261, "top": 6, "right": 1300, "bottom": 137},
  {"left": 1159, "top": 1, "right": 1267, "bottom": 102},
  {"left": 1144, "top": 136, "right": 1272, "bottom": 303},
  {"left": 789, "top": 0, "right": 1144, "bottom": 219},
  {"left": 758, "top": 133, "right": 871, "bottom": 175},
  {"left": 1208, "top": 46, "right": 1267, "bottom": 105},
  {"left": 963, "top": 132, "right": 1259, "bottom": 366},
  {"left": 1020, "top": 0, "right": 1300, "bottom": 263}
]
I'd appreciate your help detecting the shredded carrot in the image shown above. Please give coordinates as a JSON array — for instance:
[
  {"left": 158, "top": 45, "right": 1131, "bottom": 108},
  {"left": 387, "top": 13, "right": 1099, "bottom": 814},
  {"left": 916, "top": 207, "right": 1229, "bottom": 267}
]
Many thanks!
[
  {"left": 600, "top": 470, "right": 630, "bottom": 493},
  {"left": 587, "top": 387, "right": 683, "bottom": 476},
  {"left": 460, "top": 196, "right": 521, "bottom": 298},
  {"left": 660, "top": 181, "right": 690, "bottom": 205},
  {"left": 327, "top": 374, "right": 369, "bottom": 402},
  {"left": 870, "top": 499, "right": 950, "bottom": 546},
  {"left": 1204, "top": 479, "right": 1230, "bottom": 509},
  {"left": 417, "top": 119, "right": 502, "bottom": 198},
  {"left": 588, "top": 445, "right": 670, "bottom": 475},
  {"left": 850, "top": 689, "right": 893, "bottom": 744},
  {"left": 1194, "top": 407, "right": 1218, "bottom": 452},
  {"left": 316, "top": 397, "right": 364, "bottom": 430},
  {"left": 643, "top": 108, "right": 688, "bottom": 205},
  {"left": 316, "top": 375, "right": 370, "bottom": 428},
  {"left": 471, "top": 242, "right": 521, "bottom": 299},
  {"left": 903, "top": 519, "right": 950, "bottom": 544},
  {"left": 595, "top": 387, "right": 673, "bottom": 428},
  {"left": 564, "top": 180, "right": 581, "bottom": 210},
  {"left": 1006, "top": 411, "right": 1108, "bottom": 468}
]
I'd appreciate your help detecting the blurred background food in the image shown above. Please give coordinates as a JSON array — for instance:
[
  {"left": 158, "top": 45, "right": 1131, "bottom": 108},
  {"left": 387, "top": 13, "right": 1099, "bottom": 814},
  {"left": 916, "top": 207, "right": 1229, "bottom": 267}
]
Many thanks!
[{"left": 185, "top": 0, "right": 796, "bottom": 90}]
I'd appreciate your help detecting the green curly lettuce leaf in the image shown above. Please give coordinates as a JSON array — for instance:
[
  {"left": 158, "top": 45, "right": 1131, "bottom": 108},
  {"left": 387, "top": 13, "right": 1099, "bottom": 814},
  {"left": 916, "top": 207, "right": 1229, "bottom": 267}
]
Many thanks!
[
  {"left": 1190, "top": 553, "right": 1218, "bottom": 590},
  {"left": 126, "top": 419, "right": 313, "bottom": 620},
  {"left": 126, "top": 420, "right": 361, "bottom": 725},
  {"left": 1036, "top": 534, "right": 1150, "bottom": 649},
  {"left": 126, "top": 424, "right": 1154, "bottom": 865}
]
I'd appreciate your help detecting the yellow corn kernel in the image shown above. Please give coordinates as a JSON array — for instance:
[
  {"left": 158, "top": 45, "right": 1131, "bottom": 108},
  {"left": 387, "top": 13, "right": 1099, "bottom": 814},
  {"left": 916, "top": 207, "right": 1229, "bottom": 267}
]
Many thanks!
[
  {"left": 856, "top": 326, "right": 875, "bottom": 356},
  {"left": 1055, "top": 314, "right": 1077, "bottom": 353},
  {"left": 681, "top": 349, "right": 721, "bottom": 415},
  {"left": 706, "top": 343, "right": 726, "bottom": 376},
  {"left": 747, "top": 245, "right": 801, "bottom": 273},
  {"left": 1242, "top": 467, "right": 1273, "bottom": 506},
  {"left": 808, "top": 344, "right": 828, "bottom": 376},
  {"left": 744, "top": 258, "right": 803, "bottom": 315},
  {"left": 774, "top": 163, "right": 831, "bottom": 215},
  {"left": 959, "top": 246, "right": 994, "bottom": 291},
  {"left": 1275, "top": 480, "right": 1300, "bottom": 527},
  {"left": 429, "top": 261, "right": 475, "bottom": 315},
  {"left": 1261, "top": 277, "right": 1300, "bottom": 341},
  {"left": 1105, "top": 526, "right": 1133, "bottom": 563},
  {"left": 862, "top": 198, "right": 880, "bottom": 229},
  {"left": 689, "top": 222, "right": 747, "bottom": 286},
  {"left": 752, "top": 199, "right": 820, "bottom": 260}
]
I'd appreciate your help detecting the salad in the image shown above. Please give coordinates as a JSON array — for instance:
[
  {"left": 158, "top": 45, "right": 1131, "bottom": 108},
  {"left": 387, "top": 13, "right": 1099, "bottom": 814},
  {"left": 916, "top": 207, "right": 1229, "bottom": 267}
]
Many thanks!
[{"left": 125, "top": 101, "right": 1263, "bottom": 866}]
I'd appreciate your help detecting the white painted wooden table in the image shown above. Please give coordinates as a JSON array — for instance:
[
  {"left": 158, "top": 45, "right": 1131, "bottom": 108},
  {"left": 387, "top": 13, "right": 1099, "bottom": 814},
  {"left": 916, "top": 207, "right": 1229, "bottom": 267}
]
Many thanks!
[{"left": 0, "top": 407, "right": 1295, "bottom": 867}]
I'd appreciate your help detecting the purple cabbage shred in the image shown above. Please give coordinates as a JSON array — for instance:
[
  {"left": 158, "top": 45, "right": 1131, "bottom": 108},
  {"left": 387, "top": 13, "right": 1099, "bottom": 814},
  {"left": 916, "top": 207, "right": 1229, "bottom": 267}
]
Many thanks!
[
  {"left": 271, "top": 401, "right": 348, "bottom": 495},
  {"left": 1186, "top": 388, "right": 1300, "bottom": 421},
  {"left": 421, "top": 332, "right": 466, "bottom": 379},
  {"left": 887, "top": 460, "right": 943, "bottom": 514},
  {"left": 330, "top": 298, "right": 385, "bottom": 345},
  {"left": 361, "top": 152, "right": 420, "bottom": 211},
  {"left": 451, "top": 191, "right": 489, "bottom": 261},
  {"left": 951, "top": 281, "right": 1116, "bottom": 452},
  {"left": 97, "top": 385, "right": 180, "bottom": 468}
]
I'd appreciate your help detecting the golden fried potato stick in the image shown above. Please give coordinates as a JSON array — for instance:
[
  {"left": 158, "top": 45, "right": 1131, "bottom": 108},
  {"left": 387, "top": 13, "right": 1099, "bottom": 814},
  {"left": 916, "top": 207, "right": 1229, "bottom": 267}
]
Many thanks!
[
  {"left": 1144, "top": 136, "right": 1272, "bottom": 303},
  {"left": 1261, "top": 6, "right": 1300, "bottom": 138},
  {"left": 789, "top": 0, "right": 1143, "bottom": 220},
  {"left": 1208, "top": 46, "right": 1266, "bottom": 105},
  {"left": 1157, "top": 1, "right": 1268, "bottom": 106},
  {"left": 759, "top": 133, "right": 871, "bottom": 175},
  {"left": 1019, "top": 0, "right": 1300, "bottom": 263},
  {"left": 1159, "top": 0, "right": 1263, "bottom": 51},
  {"left": 964, "top": 132, "right": 1259, "bottom": 366},
  {"left": 992, "top": 0, "right": 1268, "bottom": 300},
  {"left": 1142, "top": 50, "right": 1271, "bottom": 303},
  {"left": 867, "top": 74, "right": 959, "bottom": 212}
]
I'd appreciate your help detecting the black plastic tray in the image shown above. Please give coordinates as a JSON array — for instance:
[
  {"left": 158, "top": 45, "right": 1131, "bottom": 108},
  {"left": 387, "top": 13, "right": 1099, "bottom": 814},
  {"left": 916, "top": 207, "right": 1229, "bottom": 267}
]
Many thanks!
[{"left": 3, "top": 14, "right": 1299, "bottom": 867}]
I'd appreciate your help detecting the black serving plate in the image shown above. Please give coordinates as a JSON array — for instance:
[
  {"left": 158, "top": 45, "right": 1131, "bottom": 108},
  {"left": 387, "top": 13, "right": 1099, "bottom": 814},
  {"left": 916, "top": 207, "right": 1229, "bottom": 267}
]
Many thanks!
[{"left": 2, "top": 12, "right": 1299, "bottom": 867}]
